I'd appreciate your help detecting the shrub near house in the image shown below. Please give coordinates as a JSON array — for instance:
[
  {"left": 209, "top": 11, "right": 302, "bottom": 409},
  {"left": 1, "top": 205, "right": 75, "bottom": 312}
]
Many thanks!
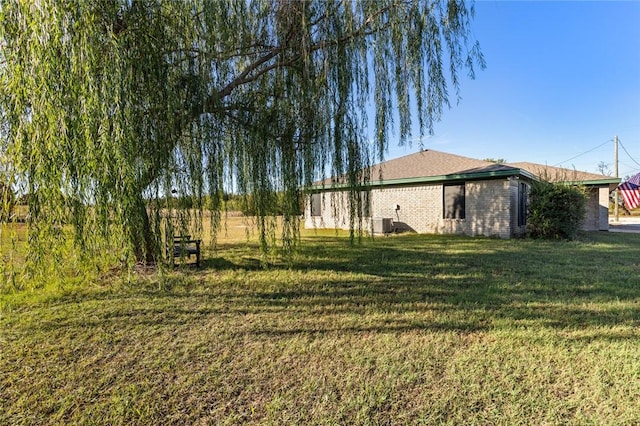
[{"left": 527, "top": 180, "right": 586, "bottom": 239}]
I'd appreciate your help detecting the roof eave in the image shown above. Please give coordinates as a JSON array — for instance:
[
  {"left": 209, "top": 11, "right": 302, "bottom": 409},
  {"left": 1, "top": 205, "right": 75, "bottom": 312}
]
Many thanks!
[
  {"left": 311, "top": 169, "right": 535, "bottom": 191},
  {"left": 555, "top": 178, "right": 621, "bottom": 192}
]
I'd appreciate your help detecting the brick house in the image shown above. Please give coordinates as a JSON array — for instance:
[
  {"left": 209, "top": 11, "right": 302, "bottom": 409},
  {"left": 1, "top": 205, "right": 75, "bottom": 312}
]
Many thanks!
[{"left": 304, "top": 149, "right": 619, "bottom": 238}]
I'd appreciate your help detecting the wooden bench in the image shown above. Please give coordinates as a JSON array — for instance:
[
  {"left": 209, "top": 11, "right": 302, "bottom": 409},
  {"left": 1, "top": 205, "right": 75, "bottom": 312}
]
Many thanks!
[{"left": 167, "top": 235, "right": 201, "bottom": 267}]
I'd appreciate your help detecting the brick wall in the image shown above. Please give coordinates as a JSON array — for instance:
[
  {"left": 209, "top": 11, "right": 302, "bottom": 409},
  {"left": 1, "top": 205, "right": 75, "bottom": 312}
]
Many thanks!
[
  {"left": 372, "top": 184, "right": 442, "bottom": 233},
  {"left": 304, "top": 181, "right": 611, "bottom": 236},
  {"left": 305, "top": 178, "right": 517, "bottom": 238},
  {"left": 466, "top": 179, "right": 512, "bottom": 238},
  {"left": 582, "top": 186, "right": 610, "bottom": 231},
  {"left": 304, "top": 191, "right": 371, "bottom": 232}
]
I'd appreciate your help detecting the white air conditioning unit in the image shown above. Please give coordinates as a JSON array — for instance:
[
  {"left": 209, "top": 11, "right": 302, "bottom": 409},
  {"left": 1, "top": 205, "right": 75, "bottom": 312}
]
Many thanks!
[{"left": 373, "top": 217, "right": 393, "bottom": 235}]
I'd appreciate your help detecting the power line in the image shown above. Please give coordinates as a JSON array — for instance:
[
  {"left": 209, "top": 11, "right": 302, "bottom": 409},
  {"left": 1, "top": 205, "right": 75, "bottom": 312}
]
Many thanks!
[
  {"left": 552, "top": 139, "right": 611, "bottom": 167},
  {"left": 618, "top": 139, "right": 640, "bottom": 168}
]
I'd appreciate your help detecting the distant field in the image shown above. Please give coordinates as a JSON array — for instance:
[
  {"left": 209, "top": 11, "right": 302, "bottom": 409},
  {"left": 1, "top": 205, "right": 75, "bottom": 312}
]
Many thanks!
[
  {"left": 0, "top": 211, "right": 344, "bottom": 246},
  {"left": 0, "top": 213, "right": 345, "bottom": 278},
  {"left": 1, "top": 218, "right": 639, "bottom": 424}
]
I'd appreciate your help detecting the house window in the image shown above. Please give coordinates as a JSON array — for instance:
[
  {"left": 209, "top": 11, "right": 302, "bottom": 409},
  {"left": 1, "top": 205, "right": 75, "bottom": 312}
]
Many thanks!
[
  {"left": 359, "top": 191, "right": 371, "bottom": 217},
  {"left": 517, "top": 182, "right": 528, "bottom": 227},
  {"left": 310, "top": 193, "right": 322, "bottom": 217},
  {"left": 443, "top": 183, "right": 465, "bottom": 219}
]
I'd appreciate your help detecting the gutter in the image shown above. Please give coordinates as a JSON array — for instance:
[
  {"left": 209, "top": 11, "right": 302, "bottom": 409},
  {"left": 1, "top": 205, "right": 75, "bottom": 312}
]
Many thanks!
[
  {"left": 311, "top": 170, "right": 621, "bottom": 192},
  {"left": 311, "top": 168, "right": 538, "bottom": 191},
  {"left": 555, "top": 179, "right": 621, "bottom": 192}
]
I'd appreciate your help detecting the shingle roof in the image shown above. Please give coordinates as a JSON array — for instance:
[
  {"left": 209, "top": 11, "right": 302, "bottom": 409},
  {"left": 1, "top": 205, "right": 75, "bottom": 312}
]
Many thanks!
[
  {"left": 315, "top": 149, "right": 619, "bottom": 189},
  {"left": 369, "top": 149, "right": 516, "bottom": 180},
  {"left": 318, "top": 149, "right": 522, "bottom": 186},
  {"left": 506, "top": 162, "right": 616, "bottom": 184}
]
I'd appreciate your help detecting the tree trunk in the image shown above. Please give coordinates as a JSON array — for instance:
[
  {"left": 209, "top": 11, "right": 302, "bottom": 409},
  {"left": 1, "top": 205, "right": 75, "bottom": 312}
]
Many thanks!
[{"left": 129, "top": 193, "right": 159, "bottom": 265}]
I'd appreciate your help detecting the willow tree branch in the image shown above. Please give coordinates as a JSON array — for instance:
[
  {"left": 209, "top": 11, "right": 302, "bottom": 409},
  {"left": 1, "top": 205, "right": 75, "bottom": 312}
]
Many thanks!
[{"left": 204, "top": 1, "right": 403, "bottom": 114}]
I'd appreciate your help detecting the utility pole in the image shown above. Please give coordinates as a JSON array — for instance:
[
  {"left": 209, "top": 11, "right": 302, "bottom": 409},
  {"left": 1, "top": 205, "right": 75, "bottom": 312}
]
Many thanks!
[{"left": 614, "top": 135, "right": 619, "bottom": 222}]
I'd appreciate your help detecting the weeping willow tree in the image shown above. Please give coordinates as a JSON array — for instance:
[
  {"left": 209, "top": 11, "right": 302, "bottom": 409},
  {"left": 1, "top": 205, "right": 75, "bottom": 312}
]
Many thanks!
[{"left": 0, "top": 0, "right": 484, "bottom": 275}]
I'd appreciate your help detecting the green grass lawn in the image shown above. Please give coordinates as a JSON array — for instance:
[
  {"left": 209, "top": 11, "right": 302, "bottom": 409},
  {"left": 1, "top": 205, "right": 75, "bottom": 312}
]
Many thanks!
[{"left": 1, "top": 231, "right": 639, "bottom": 424}]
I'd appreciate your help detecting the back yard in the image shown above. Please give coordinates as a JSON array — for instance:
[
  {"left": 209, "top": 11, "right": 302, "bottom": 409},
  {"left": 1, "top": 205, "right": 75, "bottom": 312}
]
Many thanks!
[{"left": 1, "top": 222, "right": 639, "bottom": 424}]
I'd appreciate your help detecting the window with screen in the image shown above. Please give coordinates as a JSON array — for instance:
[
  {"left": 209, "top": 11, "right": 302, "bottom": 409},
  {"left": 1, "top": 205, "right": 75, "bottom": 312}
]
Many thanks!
[
  {"left": 443, "top": 183, "right": 465, "bottom": 219},
  {"left": 310, "top": 193, "right": 322, "bottom": 217}
]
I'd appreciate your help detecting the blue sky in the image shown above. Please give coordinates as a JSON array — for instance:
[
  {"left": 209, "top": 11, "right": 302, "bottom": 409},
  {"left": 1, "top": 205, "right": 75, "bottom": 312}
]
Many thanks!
[{"left": 385, "top": 0, "right": 640, "bottom": 179}]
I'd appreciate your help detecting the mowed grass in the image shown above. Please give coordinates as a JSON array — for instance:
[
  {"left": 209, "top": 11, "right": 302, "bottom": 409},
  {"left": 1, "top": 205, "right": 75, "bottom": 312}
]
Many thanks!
[{"left": 1, "top": 218, "right": 640, "bottom": 425}]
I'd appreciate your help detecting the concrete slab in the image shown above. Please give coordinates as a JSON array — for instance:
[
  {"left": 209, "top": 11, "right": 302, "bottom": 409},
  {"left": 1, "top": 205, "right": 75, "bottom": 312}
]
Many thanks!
[{"left": 609, "top": 216, "right": 640, "bottom": 233}]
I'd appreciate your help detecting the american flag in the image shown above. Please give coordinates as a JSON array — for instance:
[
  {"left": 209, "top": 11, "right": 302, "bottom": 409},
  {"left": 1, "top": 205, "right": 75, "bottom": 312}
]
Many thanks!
[{"left": 618, "top": 172, "right": 640, "bottom": 210}]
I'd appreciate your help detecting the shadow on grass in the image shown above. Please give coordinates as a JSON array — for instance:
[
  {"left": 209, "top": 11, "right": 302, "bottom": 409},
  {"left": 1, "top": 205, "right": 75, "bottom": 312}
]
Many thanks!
[
  {"left": 200, "top": 255, "right": 263, "bottom": 271},
  {"left": 200, "top": 232, "right": 640, "bottom": 335},
  {"left": 8, "top": 232, "right": 640, "bottom": 340}
]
